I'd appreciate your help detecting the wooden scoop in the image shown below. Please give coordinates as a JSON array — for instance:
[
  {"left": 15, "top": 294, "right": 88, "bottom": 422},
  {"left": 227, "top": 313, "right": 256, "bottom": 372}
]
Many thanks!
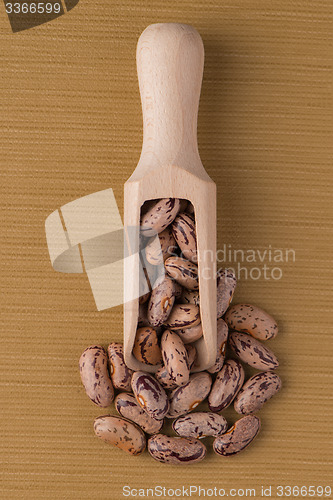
[{"left": 124, "top": 23, "right": 216, "bottom": 372}]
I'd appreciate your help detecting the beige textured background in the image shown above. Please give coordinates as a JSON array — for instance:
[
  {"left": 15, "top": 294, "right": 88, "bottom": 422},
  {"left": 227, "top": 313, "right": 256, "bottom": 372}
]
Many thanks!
[{"left": 1, "top": 1, "right": 332, "bottom": 499}]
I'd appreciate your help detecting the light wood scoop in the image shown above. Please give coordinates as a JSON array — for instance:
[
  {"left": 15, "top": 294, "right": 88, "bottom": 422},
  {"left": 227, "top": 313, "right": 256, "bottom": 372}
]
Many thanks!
[{"left": 124, "top": 23, "right": 216, "bottom": 372}]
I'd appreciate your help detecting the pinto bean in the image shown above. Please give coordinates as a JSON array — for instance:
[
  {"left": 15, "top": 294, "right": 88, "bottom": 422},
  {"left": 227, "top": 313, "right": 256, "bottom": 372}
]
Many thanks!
[
  {"left": 131, "top": 371, "right": 169, "bottom": 420},
  {"left": 161, "top": 330, "right": 190, "bottom": 386},
  {"left": 224, "top": 303, "right": 278, "bottom": 340},
  {"left": 145, "top": 227, "right": 178, "bottom": 265},
  {"left": 208, "top": 359, "right": 245, "bottom": 412},
  {"left": 133, "top": 327, "right": 162, "bottom": 365},
  {"left": 147, "top": 276, "right": 177, "bottom": 327},
  {"left": 148, "top": 434, "right": 206, "bottom": 465},
  {"left": 207, "top": 318, "right": 228, "bottom": 374},
  {"left": 216, "top": 269, "right": 237, "bottom": 318},
  {"left": 93, "top": 415, "right": 146, "bottom": 455},
  {"left": 79, "top": 345, "right": 114, "bottom": 407},
  {"left": 163, "top": 304, "right": 200, "bottom": 330},
  {"left": 213, "top": 415, "right": 261, "bottom": 456},
  {"left": 165, "top": 256, "right": 199, "bottom": 290},
  {"left": 172, "top": 212, "right": 197, "bottom": 263},
  {"left": 228, "top": 331, "right": 279, "bottom": 370},
  {"left": 234, "top": 371, "right": 282, "bottom": 415},
  {"left": 173, "top": 412, "right": 228, "bottom": 439},
  {"left": 181, "top": 289, "right": 200, "bottom": 306},
  {"left": 140, "top": 198, "right": 181, "bottom": 237},
  {"left": 174, "top": 323, "right": 203, "bottom": 344}
]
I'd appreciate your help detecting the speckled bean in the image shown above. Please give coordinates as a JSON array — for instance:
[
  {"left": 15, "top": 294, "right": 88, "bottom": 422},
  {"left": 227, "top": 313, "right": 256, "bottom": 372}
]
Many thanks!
[
  {"left": 186, "top": 202, "right": 195, "bottom": 215},
  {"left": 217, "top": 269, "right": 237, "bottom": 318},
  {"left": 137, "top": 304, "right": 164, "bottom": 335},
  {"left": 115, "top": 392, "right": 163, "bottom": 434},
  {"left": 178, "top": 199, "right": 188, "bottom": 213},
  {"left": 224, "top": 303, "right": 278, "bottom": 340},
  {"left": 213, "top": 415, "right": 261, "bottom": 457},
  {"left": 167, "top": 372, "right": 212, "bottom": 418},
  {"left": 173, "top": 281, "right": 183, "bottom": 298},
  {"left": 138, "top": 303, "right": 149, "bottom": 327},
  {"left": 79, "top": 345, "right": 114, "bottom": 407},
  {"left": 131, "top": 371, "right": 169, "bottom": 420},
  {"left": 145, "top": 227, "right": 178, "bottom": 265},
  {"left": 139, "top": 290, "right": 150, "bottom": 305},
  {"left": 174, "top": 323, "right": 203, "bottom": 344},
  {"left": 155, "top": 365, "right": 178, "bottom": 390},
  {"left": 107, "top": 343, "right": 133, "bottom": 392},
  {"left": 181, "top": 289, "right": 200, "bottom": 306},
  {"left": 172, "top": 212, "right": 197, "bottom": 263},
  {"left": 140, "top": 198, "right": 181, "bottom": 237},
  {"left": 228, "top": 331, "right": 279, "bottom": 370},
  {"left": 163, "top": 304, "right": 200, "bottom": 330},
  {"left": 161, "top": 330, "right": 190, "bottom": 386},
  {"left": 185, "top": 344, "right": 197, "bottom": 369},
  {"left": 133, "top": 327, "right": 162, "bottom": 366},
  {"left": 207, "top": 318, "right": 228, "bottom": 374},
  {"left": 141, "top": 261, "right": 158, "bottom": 295},
  {"left": 139, "top": 262, "right": 152, "bottom": 301},
  {"left": 234, "top": 371, "right": 282, "bottom": 415},
  {"left": 165, "top": 256, "right": 199, "bottom": 290},
  {"left": 208, "top": 359, "right": 245, "bottom": 412},
  {"left": 93, "top": 415, "right": 146, "bottom": 456},
  {"left": 155, "top": 344, "right": 196, "bottom": 390},
  {"left": 173, "top": 412, "right": 228, "bottom": 439},
  {"left": 147, "top": 276, "right": 177, "bottom": 327},
  {"left": 148, "top": 434, "right": 206, "bottom": 465}
]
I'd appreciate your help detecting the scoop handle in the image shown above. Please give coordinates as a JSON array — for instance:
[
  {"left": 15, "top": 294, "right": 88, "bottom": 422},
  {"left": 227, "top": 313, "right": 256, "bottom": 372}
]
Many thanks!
[{"left": 136, "top": 23, "right": 205, "bottom": 173}]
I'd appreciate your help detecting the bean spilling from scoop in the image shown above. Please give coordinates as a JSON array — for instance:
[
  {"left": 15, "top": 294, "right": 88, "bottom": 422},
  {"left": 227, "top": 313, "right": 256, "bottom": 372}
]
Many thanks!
[{"left": 79, "top": 198, "right": 282, "bottom": 462}]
